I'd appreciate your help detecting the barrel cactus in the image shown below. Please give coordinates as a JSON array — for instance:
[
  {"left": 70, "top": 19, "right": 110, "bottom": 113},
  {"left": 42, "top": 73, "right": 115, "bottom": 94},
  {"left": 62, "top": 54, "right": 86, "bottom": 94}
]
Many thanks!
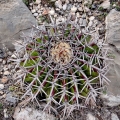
[{"left": 11, "top": 15, "right": 110, "bottom": 118}]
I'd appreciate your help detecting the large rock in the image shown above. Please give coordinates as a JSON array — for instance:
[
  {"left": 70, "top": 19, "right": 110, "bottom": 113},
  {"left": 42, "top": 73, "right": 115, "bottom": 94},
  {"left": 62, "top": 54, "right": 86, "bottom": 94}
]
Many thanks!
[
  {"left": 0, "top": 0, "right": 37, "bottom": 51},
  {"left": 104, "top": 9, "right": 120, "bottom": 105}
]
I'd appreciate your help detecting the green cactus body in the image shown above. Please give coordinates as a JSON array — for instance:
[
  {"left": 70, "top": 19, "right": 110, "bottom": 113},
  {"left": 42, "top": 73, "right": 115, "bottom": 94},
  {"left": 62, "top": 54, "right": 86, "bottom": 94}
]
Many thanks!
[{"left": 12, "top": 17, "right": 110, "bottom": 117}]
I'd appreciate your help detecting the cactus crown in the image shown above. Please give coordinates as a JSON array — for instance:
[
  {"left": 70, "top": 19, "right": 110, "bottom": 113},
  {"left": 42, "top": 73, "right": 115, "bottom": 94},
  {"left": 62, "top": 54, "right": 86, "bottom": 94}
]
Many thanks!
[{"left": 11, "top": 16, "right": 110, "bottom": 118}]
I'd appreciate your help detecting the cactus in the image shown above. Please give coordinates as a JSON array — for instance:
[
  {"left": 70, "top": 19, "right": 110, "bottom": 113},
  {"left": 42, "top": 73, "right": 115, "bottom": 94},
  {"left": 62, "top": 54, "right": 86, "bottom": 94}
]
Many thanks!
[{"left": 11, "top": 15, "right": 110, "bottom": 118}]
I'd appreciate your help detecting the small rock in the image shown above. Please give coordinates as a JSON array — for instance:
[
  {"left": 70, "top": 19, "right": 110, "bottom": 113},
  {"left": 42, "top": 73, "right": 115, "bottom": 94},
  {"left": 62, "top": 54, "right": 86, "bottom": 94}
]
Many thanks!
[
  {"left": 37, "top": 10, "right": 41, "bottom": 13},
  {"left": 0, "top": 91, "right": 4, "bottom": 94},
  {"left": 91, "top": 4, "right": 96, "bottom": 9},
  {"left": 1, "top": 76, "right": 8, "bottom": 84},
  {"left": 0, "top": 49, "right": 4, "bottom": 58},
  {"left": 76, "top": 12, "right": 80, "bottom": 18},
  {"left": 78, "top": 7, "right": 83, "bottom": 12},
  {"left": 85, "top": 7, "right": 90, "bottom": 12},
  {"left": 111, "top": 113, "right": 119, "bottom": 120},
  {"left": 86, "top": 113, "right": 96, "bottom": 120},
  {"left": 84, "top": 0, "right": 92, "bottom": 5},
  {"left": 35, "top": 0, "right": 41, "bottom": 4},
  {"left": 65, "top": 0, "right": 69, "bottom": 4},
  {"left": 0, "top": 94, "right": 6, "bottom": 99},
  {"left": 49, "top": 8, "right": 55, "bottom": 15},
  {"left": 11, "top": 54, "right": 17, "bottom": 59},
  {"left": 2, "top": 60, "right": 6, "bottom": 65},
  {"left": 70, "top": 14, "right": 76, "bottom": 21},
  {"left": 88, "top": 21, "right": 93, "bottom": 27},
  {"left": 63, "top": 4, "right": 67, "bottom": 10},
  {"left": 79, "top": 18, "right": 83, "bottom": 25},
  {"left": 0, "top": 59, "right": 2, "bottom": 62},
  {"left": 4, "top": 109, "right": 8, "bottom": 118},
  {"left": 89, "top": 16, "right": 95, "bottom": 21},
  {"left": 82, "top": 19, "right": 87, "bottom": 26},
  {"left": 55, "top": 0, "right": 62, "bottom": 9},
  {"left": 0, "top": 84, "right": 4, "bottom": 90},
  {"left": 67, "top": 4, "right": 72, "bottom": 11},
  {"left": 4, "top": 71, "right": 10, "bottom": 76},
  {"left": 71, "top": 6, "right": 77, "bottom": 13},
  {"left": 42, "top": 9, "right": 49, "bottom": 15},
  {"left": 113, "top": 4, "right": 116, "bottom": 7},
  {"left": 54, "top": 13, "right": 58, "bottom": 18},
  {"left": 29, "top": 3, "right": 33, "bottom": 6},
  {"left": 31, "top": 9, "right": 36, "bottom": 13},
  {"left": 82, "top": 14, "right": 86, "bottom": 19},
  {"left": 100, "top": 0, "right": 110, "bottom": 9},
  {"left": 101, "top": 94, "right": 120, "bottom": 107},
  {"left": 33, "top": 13, "right": 38, "bottom": 17},
  {"left": 77, "top": 0, "right": 82, "bottom": 2},
  {"left": 5, "top": 93, "right": 17, "bottom": 104}
]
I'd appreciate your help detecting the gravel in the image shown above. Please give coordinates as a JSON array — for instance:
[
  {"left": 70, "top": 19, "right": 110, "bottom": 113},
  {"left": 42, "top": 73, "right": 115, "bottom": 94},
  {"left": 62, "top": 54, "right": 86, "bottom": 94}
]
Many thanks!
[{"left": 0, "top": 0, "right": 120, "bottom": 120}]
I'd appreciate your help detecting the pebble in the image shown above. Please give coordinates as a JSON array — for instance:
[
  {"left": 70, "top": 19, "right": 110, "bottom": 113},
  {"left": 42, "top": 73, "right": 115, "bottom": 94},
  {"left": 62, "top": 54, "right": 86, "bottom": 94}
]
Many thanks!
[
  {"left": 11, "top": 54, "right": 17, "bottom": 58},
  {"left": 54, "top": 13, "right": 58, "bottom": 18},
  {"left": 31, "top": 9, "right": 36, "bottom": 13},
  {"left": 89, "top": 16, "right": 95, "bottom": 21},
  {"left": 100, "top": 0, "right": 110, "bottom": 9},
  {"left": 42, "top": 9, "right": 49, "bottom": 15},
  {"left": 88, "top": 21, "right": 93, "bottom": 27},
  {"left": 91, "top": 4, "right": 96, "bottom": 9},
  {"left": 79, "top": 18, "right": 83, "bottom": 25},
  {"left": 0, "top": 59, "right": 2, "bottom": 62},
  {"left": 0, "top": 94, "right": 6, "bottom": 99},
  {"left": 29, "top": 3, "right": 33, "bottom": 6},
  {"left": 33, "top": 13, "right": 38, "bottom": 17},
  {"left": 111, "top": 113, "right": 119, "bottom": 120},
  {"left": 35, "top": 0, "right": 41, "bottom": 4},
  {"left": 83, "top": 19, "right": 87, "bottom": 27},
  {"left": 76, "top": 12, "right": 80, "bottom": 18},
  {"left": 77, "top": 0, "right": 82, "bottom": 2},
  {"left": 0, "top": 49, "right": 4, "bottom": 58},
  {"left": 4, "top": 109, "right": 8, "bottom": 118},
  {"left": 71, "top": 6, "right": 77, "bottom": 13},
  {"left": 86, "top": 113, "right": 96, "bottom": 120},
  {"left": 4, "top": 71, "right": 10, "bottom": 75},
  {"left": 37, "top": 10, "right": 41, "bottom": 13},
  {"left": 63, "top": 4, "right": 67, "bottom": 11},
  {"left": 85, "top": 7, "right": 90, "bottom": 12},
  {"left": 78, "top": 7, "right": 83, "bottom": 12},
  {"left": 0, "top": 91, "right": 3, "bottom": 94},
  {"left": 65, "top": 0, "right": 69, "bottom": 4},
  {"left": 2, "top": 60, "right": 6, "bottom": 65},
  {"left": 1, "top": 76, "right": 8, "bottom": 84},
  {"left": 49, "top": 8, "right": 55, "bottom": 15},
  {"left": 67, "top": 4, "right": 72, "bottom": 11},
  {"left": 0, "top": 84, "right": 4, "bottom": 90},
  {"left": 5, "top": 93, "right": 17, "bottom": 104},
  {"left": 55, "top": 0, "right": 62, "bottom": 9}
]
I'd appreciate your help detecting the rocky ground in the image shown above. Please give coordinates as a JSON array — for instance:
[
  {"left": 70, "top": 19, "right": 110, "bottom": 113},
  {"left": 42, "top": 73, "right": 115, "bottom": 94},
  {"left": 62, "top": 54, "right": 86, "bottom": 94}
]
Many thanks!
[{"left": 0, "top": 0, "right": 120, "bottom": 120}]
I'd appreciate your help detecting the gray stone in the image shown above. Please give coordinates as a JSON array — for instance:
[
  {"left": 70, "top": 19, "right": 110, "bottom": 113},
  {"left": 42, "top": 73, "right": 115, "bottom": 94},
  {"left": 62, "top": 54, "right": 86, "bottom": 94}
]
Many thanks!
[
  {"left": 78, "top": 7, "right": 83, "bottom": 12},
  {"left": 0, "top": 0, "right": 37, "bottom": 51},
  {"left": 86, "top": 113, "right": 96, "bottom": 120},
  {"left": 63, "top": 3, "right": 67, "bottom": 11},
  {"left": 105, "top": 9, "right": 120, "bottom": 96},
  {"left": 67, "top": 4, "right": 72, "bottom": 11},
  {"left": 100, "top": 0, "right": 110, "bottom": 9},
  {"left": 101, "top": 94, "right": 120, "bottom": 107},
  {"left": 111, "top": 113, "right": 119, "bottom": 120},
  {"left": 33, "top": 12, "right": 38, "bottom": 17},
  {"left": 5, "top": 93, "right": 17, "bottom": 104},
  {"left": 0, "top": 84, "right": 4, "bottom": 90}
]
